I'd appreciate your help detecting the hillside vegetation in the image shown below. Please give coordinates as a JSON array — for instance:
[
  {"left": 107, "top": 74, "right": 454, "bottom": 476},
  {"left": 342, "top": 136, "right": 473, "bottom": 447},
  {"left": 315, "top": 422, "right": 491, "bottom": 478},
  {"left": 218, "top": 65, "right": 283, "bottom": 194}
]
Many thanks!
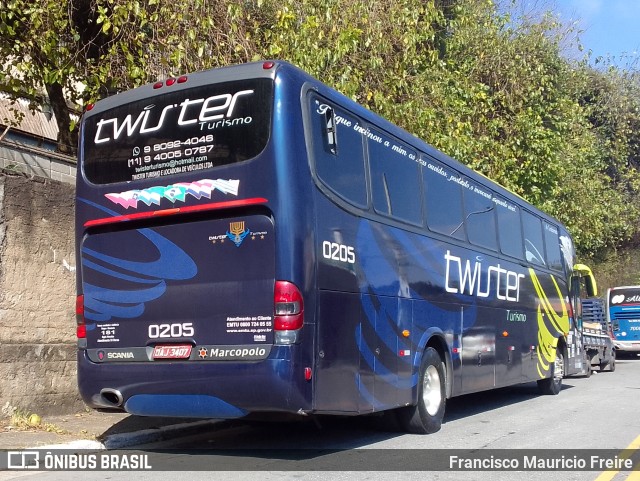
[{"left": 1, "top": 0, "right": 639, "bottom": 264}]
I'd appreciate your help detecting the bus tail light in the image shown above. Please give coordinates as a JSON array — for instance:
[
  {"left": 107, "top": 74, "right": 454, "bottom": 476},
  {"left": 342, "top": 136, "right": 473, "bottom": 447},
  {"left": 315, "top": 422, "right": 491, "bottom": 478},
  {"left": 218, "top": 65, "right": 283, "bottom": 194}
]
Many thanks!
[
  {"left": 76, "top": 295, "right": 87, "bottom": 347},
  {"left": 274, "top": 281, "right": 303, "bottom": 345}
]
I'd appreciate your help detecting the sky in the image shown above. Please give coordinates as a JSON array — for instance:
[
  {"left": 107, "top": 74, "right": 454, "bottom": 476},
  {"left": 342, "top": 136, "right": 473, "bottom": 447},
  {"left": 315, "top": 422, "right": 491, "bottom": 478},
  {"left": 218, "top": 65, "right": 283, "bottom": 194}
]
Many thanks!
[{"left": 549, "top": 0, "right": 640, "bottom": 63}]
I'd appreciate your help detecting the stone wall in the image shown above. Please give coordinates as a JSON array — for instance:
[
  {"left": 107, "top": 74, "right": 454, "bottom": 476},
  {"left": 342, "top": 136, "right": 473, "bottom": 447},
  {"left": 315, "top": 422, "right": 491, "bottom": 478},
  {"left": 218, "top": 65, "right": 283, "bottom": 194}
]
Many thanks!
[{"left": 0, "top": 172, "right": 84, "bottom": 416}]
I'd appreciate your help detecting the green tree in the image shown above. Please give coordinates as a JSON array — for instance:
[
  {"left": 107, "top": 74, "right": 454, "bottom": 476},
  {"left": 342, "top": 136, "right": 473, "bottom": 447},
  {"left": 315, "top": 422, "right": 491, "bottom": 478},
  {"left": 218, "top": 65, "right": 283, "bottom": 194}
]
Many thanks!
[
  {"left": 1, "top": 0, "right": 639, "bottom": 258},
  {"left": 0, "top": 0, "right": 252, "bottom": 153}
]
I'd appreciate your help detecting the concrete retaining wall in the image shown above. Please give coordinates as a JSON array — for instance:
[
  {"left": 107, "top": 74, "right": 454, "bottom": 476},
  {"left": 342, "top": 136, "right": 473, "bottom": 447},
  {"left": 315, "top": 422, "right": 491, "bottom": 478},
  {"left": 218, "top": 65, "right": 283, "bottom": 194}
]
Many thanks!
[{"left": 0, "top": 172, "right": 84, "bottom": 416}]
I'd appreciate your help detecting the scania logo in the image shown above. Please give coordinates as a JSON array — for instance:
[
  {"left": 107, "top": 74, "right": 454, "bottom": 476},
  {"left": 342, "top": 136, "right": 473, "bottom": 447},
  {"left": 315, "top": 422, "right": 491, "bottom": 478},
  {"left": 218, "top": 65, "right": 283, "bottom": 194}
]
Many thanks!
[{"left": 107, "top": 351, "right": 135, "bottom": 360}]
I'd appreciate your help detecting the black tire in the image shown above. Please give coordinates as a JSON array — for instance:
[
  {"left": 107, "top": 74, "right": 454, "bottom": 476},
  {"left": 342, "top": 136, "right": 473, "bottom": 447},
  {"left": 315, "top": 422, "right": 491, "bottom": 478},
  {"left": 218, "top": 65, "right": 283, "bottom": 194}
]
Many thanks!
[
  {"left": 398, "top": 347, "right": 446, "bottom": 434},
  {"left": 608, "top": 352, "right": 616, "bottom": 372},
  {"left": 537, "top": 347, "right": 564, "bottom": 395},
  {"left": 600, "top": 357, "right": 615, "bottom": 372},
  {"left": 582, "top": 352, "right": 592, "bottom": 378}
]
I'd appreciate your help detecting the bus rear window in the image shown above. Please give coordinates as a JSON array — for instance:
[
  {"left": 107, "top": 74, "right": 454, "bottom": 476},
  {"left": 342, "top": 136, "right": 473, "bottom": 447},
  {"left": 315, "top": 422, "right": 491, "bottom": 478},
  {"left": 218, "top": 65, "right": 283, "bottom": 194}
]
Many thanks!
[{"left": 82, "top": 78, "right": 273, "bottom": 184}]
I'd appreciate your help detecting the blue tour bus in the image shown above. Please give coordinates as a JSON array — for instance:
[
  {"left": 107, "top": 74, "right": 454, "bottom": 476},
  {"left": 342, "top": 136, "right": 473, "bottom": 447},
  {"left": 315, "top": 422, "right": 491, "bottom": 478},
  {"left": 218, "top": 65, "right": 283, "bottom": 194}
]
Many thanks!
[
  {"left": 75, "top": 60, "right": 597, "bottom": 433},
  {"left": 607, "top": 286, "right": 640, "bottom": 354}
]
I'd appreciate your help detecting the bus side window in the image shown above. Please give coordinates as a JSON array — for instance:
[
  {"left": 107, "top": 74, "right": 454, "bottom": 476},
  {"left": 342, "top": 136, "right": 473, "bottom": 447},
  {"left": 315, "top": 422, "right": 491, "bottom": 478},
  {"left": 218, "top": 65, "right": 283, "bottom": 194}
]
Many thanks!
[
  {"left": 310, "top": 95, "right": 367, "bottom": 207},
  {"left": 463, "top": 181, "right": 498, "bottom": 251},
  {"left": 423, "top": 159, "right": 466, "bottom": 241},
  {"left": 496, "top": 197, "right": 524, "bottom": 260},
  {"left": 543, "top": 222, "right": 563, "bottom": 272},
  {"left": 368, "top": 132, "right": 422, "bottom": 225},
  {"left": 522, "top": 211, "right": 546, "bottom": 266}
]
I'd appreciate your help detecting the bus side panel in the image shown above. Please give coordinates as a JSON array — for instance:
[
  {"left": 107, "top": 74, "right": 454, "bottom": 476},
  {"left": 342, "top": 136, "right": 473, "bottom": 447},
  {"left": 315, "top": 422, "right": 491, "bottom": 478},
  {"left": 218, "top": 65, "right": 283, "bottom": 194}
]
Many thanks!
[
  {"left": 314, "top": 194, "right": 461, "bottom": 412},
  {"left": 315, "top": 290, "right": 361, "bottom": 413},
  {"left": 314, "top": 188, "right": 576, "bottom": 408}
]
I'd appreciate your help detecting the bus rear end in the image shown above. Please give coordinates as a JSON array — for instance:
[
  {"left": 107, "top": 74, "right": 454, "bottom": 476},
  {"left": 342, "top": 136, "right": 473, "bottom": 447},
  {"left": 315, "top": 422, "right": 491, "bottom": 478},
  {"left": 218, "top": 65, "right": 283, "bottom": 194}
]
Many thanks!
[
  {"left": 75, "top": 62, "right": 312, "bottom": 418},
  {"left": 608, "top": 286, "right": 640, "bottom": 354}
]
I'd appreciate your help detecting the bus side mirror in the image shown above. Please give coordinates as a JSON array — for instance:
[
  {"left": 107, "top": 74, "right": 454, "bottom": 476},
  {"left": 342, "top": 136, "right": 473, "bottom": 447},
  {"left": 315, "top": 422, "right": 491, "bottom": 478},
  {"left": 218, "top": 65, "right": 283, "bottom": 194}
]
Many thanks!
[
  {"left": 574, "top": 263, "right": 598, "bottom": 297},
  {"left": 324, "top": 107, "right": 338, "bottom": 155}
]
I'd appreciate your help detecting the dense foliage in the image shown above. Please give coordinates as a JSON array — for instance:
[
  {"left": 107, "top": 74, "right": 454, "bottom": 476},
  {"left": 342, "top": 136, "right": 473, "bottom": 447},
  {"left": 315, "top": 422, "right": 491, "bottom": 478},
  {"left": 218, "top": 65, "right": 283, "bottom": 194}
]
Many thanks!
[{"left": 0, "top": 0, "right": 638, "bottom": 258}]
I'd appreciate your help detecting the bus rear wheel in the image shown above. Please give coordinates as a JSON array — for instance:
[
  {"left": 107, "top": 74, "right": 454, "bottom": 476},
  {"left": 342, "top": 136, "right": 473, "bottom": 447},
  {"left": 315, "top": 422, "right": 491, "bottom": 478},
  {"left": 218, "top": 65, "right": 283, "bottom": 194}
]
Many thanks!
[
  {"left": 398, "top": 347, "right": 446, "bottom": 434},
  {"left": 537, "top": 347, "right": 564, "bottom": 395}
]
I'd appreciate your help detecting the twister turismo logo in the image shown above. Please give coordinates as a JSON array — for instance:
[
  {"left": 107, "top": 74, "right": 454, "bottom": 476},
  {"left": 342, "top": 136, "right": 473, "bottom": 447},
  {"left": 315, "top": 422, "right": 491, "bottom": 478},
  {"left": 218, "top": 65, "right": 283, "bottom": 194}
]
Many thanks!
[
  {"left": 93, "top": 90, "right": 255, "bottom": 144},
  {"left": 444, "top": 250, "right": 525, "bottom": 302},
  {"left": 104, "top": 178, "right": 239, "bottom": 209},
  {"left": 209, "top": 221, "right": 268, "bottom": 248}
]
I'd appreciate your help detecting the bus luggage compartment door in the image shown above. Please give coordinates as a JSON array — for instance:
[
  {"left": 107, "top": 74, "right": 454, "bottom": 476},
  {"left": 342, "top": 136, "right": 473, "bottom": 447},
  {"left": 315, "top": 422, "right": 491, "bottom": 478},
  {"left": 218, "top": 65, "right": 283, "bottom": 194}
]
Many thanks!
[{"left": 80, "top": 214, "right": 276, "bottom": 361}]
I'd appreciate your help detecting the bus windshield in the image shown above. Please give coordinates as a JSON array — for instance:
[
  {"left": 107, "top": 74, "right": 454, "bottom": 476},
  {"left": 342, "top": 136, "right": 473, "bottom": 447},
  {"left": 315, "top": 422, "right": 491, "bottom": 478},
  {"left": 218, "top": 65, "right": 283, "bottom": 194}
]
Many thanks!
[
  {"left": 82, "top": 78, "right": 272, "bottom": 184},
  {"left": 610, "top": 287, "right": 640, "bottom": 307}
]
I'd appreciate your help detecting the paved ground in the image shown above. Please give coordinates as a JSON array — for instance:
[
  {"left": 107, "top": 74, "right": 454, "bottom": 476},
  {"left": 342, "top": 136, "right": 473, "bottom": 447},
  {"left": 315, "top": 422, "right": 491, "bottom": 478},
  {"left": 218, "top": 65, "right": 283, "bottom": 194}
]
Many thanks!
[{"left": 0, "top": 410, "right": 213, "bottom": 450}]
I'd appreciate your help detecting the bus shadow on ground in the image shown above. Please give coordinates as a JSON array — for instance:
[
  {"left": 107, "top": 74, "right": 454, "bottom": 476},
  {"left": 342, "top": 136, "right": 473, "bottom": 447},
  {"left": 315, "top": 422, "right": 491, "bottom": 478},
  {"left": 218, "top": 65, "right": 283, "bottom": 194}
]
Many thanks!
[
  {"left": 442, "top": 381, "right": 572, "bottom": 423},
  {"left": 101, "top": 382, "right": 581, "bottom": 452}
]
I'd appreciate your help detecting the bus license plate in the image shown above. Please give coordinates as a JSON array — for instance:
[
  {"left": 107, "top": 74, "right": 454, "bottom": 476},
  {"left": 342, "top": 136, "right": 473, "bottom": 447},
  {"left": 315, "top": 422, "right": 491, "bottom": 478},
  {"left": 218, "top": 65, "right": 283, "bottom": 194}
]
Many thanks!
[{"left": 152, "top": 345, "right": 192, "bottom": 359}]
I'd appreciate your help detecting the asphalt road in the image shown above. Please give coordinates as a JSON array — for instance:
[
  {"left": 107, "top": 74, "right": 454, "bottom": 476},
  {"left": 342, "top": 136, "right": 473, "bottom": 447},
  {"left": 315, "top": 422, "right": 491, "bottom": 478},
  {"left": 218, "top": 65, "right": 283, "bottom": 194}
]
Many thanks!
[{"left": 3, "top": 355, "right": 640, "bottom": 481}]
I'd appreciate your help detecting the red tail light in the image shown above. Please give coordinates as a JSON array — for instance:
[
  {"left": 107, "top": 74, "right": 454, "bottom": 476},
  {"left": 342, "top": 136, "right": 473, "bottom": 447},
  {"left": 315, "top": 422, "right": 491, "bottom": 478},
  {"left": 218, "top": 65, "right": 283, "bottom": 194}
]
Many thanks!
[
  {"left": 274, "top": 281, "right": 303, "bottom": 331},
  {"left": 77, "top": 324, "right": 87, "bottom": 339},
  {"left": 76, "top": 295, "right": 86, "bottom": 339}
]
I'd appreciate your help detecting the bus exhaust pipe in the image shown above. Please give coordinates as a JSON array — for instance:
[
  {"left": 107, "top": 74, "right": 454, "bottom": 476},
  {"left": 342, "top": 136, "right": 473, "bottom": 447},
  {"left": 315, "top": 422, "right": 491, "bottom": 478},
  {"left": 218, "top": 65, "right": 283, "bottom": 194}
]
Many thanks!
[{"left": 100, "top": 389, "right": 123, "bottom": 407}]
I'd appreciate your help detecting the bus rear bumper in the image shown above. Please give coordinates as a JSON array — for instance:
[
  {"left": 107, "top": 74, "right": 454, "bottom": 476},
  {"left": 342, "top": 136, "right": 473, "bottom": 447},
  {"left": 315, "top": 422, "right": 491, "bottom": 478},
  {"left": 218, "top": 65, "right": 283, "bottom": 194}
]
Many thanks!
[
  {"left": 125, "top": 394, "right": 249, "bottom": 419},
  {"left": 77, "top": 350, "right": 311, "bottom": 418},
  {"left": 612, "top": 341, "right": 640, "bottom": 352}
]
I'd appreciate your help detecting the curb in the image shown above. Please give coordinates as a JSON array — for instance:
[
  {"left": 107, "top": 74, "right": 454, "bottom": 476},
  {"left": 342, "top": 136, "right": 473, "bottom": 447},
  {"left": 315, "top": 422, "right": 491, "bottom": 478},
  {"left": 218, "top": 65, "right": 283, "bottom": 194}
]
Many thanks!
[{"left": 32, "top": 419, "right": 220, "bottom": 450}]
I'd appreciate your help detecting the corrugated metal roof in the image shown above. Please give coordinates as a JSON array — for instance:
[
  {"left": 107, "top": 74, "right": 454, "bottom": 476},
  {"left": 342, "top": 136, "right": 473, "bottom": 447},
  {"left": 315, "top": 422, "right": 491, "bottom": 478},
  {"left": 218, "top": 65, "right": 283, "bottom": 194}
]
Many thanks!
[{"left": 0, "top": 95, "right": 59, "bottom": 141}]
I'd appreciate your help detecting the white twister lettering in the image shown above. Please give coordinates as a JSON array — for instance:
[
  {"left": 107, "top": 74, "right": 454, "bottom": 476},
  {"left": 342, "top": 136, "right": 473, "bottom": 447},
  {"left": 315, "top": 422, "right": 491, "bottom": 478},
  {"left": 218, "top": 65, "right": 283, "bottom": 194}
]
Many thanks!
[{"left": 445, "top": 250, "right": 525, "bottom": 302}]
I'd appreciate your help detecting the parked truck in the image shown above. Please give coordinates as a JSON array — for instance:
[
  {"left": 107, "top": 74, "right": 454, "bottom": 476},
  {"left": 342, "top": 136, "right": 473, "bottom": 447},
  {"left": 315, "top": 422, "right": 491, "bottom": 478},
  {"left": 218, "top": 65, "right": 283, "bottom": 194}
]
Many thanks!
[{"left": 579, "top": 297, "right": 616, "bottom": 374}]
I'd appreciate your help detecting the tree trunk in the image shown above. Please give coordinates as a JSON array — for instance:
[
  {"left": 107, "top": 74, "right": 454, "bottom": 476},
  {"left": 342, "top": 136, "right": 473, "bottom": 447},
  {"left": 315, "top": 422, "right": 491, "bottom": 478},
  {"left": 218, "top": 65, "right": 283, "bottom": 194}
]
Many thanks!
[{"left": 45, "top": 82, "right": 77, "bottom": 156}]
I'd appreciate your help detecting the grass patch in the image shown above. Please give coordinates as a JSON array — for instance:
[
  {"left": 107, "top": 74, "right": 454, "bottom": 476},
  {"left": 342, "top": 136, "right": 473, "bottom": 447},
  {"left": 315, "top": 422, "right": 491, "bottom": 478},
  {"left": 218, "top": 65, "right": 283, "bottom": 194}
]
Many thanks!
[{"left": 8, "top": 410, "right": 73, "bottom": 436}]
